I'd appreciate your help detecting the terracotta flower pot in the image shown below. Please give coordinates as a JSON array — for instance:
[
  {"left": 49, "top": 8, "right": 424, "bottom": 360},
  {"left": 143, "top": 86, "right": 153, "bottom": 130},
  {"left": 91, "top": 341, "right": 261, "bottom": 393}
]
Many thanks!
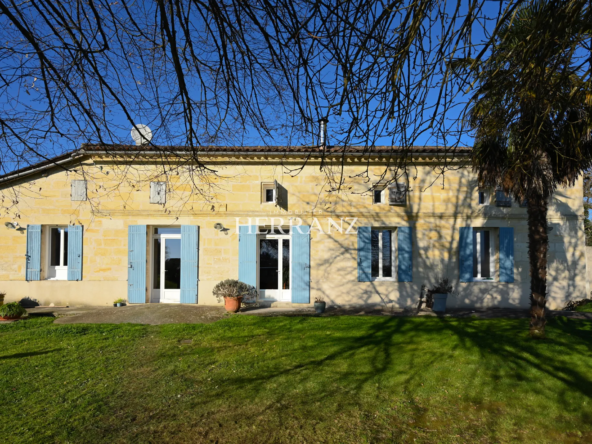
[
  {"left": 224, "top": 296, "right": 243, "bottom": 313},
  {"left": 0, "top": 315, "right": 21, "bottom": 321}
]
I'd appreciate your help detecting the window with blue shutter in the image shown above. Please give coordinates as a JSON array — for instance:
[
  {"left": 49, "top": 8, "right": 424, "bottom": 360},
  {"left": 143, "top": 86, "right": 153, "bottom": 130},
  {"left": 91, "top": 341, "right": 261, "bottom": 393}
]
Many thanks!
[
  {"left": 180, "top": 225, "right": 199, "bottom": 303},
  {"left": 397, "top": 227, "right": 413, "bottom": 282},
  {"left": 499, "top": 227, "right": 514, "bottom": 283},
  {"left": 459, "top": 227, "right": 474, "bottom": 282},
  {"left": 358, "top": 226, "right": 412, "bottom": 282},
  {"left": 67, "top": 225, "right": 83, "bottom": 281},
  {"left": 128, "top": 225, "right": 147, "bottom": 303},
  {"left": 238, "top": 226, "right": 257, "bottom": 287},
  {"left": 26, "top": 225, "right": 42, "bottom": 281},
  {"left": 291, "top": 225, "right": 311, "bottom": 303}
]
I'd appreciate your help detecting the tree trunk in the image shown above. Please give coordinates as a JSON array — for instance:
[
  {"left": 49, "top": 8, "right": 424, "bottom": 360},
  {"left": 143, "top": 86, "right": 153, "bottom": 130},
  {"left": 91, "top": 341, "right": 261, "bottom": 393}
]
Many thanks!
[{"left": 527, "top": 190, "right": 549, "bottom": 337}]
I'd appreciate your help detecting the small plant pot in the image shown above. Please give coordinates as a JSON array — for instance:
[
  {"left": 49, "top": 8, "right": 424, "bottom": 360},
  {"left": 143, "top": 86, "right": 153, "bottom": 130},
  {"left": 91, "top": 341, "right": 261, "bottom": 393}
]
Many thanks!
[
  {"left": 116, "top": 303, "right": 123, "bottom": 307},
  {"left": 314, "top": 301, "right": 326, "bottom": 314},
  {"left": 0, "top": 315, "right": 22, "bottom": 321},
  {"left": 224, "top": 296, "right": 243, "bottom": 313},
  {"left": 432, "top": 293, "right": 448, "bottom": 313}
]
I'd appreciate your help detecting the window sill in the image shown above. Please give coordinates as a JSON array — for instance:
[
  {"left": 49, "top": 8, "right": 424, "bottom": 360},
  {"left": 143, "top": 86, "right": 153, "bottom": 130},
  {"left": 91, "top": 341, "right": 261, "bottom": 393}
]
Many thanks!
[
  {"left": 371, "top": 277, "right": 397, "bottom": 282},
  {"left": 472, "top": 278, "right": 496, "bottom": 282}
]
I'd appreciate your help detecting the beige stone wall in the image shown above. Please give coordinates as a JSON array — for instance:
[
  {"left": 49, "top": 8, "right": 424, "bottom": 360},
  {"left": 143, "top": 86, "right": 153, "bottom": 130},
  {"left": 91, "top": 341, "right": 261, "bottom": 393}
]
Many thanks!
[
  {"left": 0, "top": 154, "right": 586, "bottom": 309},
  {"left": 586, "top": 246, "right": 592, "bottom": 297}
]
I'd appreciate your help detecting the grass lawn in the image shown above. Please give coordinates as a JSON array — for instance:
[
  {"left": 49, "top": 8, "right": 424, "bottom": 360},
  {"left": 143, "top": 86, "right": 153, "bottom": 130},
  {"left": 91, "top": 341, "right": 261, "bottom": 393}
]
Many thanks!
[
  {"left": 1, "top": 315, "right": 592, "bottom": 443},
  {"left": 574, "top": 301, "right": 592, "bottom": 312}
]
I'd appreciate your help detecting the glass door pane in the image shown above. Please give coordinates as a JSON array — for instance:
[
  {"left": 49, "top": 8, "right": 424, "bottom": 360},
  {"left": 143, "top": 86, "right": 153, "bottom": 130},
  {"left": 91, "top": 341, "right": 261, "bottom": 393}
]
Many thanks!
[
  {"left": 260, "top": 239, "right": 279, "bottom": 290},
  {"left": 50, "top": 228, "right": 60, "bottom": 266},
  {"left": 282, "top": 239, "right": 290, "bottom": 289},
  {"left": 63, "top": 228, "right": 68, "bottom": 266},
  {"left": 482, "top": 231, "right": 491, "bottom": 278},
  {"left": 153, "top": 238, "right": 161, "bottom": 289},
  {"left": 164, "top": 238, "right": 181, "bottom": 289},
  {"left": 371, "top": 230, "right": 380, "bottom": 277},
  {"left": 382, "top": 230, "right": 392, "bottom": 277}
]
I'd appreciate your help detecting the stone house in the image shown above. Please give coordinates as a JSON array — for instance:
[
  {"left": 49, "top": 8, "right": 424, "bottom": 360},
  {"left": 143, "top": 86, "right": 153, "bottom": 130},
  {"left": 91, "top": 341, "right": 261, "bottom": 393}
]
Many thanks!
[{"left": 0, "top": 145, "right": 586, "bottom": 309}]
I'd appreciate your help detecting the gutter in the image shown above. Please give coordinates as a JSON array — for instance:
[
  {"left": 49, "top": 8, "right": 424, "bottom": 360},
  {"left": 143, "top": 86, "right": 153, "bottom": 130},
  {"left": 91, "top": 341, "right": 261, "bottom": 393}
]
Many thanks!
[
  {"left": 86, "top": 149, "right": 472, "bottom": 158},
  {"left": 0, "top": 152, "right": 85, "bottom": 185}
]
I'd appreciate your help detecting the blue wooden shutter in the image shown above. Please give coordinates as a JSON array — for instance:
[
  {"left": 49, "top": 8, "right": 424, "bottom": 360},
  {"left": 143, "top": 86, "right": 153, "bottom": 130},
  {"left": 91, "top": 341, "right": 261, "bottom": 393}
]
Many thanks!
[
  {"left": 459, "top": 227, "right": 474, "bottom": 282},
  {"left": 357, "top": 227, "right": 372, "bottom": 282},
  {"left": 238, "top": 226, "right": 257, "bottom": 287},
  {"left": 397, "top": 227, "right": 413, "bottom": 282},
  {"left": 499, "top": 227, "right": 514, "bottom": 283},
  {"left": 180, "top": 225, "right": 199, "bottom": 303},
  {"left": 67, "top": 225, "right": 83, "bottom": 281},
  {"left": 128, "top": 225, "right": 147, "bottom": 303},
  {"left": 292, "top": 226, "right": 311, "bottom": 303},
  {"left": 25, "top": 225, "right": 42, "bottom": 281}
]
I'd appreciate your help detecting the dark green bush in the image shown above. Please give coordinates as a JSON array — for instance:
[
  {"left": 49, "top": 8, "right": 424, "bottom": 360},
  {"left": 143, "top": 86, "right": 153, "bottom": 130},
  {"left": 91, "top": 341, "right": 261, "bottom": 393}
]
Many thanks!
[{"left": 0, "top": 302, "right": 27, "bottom": 318}]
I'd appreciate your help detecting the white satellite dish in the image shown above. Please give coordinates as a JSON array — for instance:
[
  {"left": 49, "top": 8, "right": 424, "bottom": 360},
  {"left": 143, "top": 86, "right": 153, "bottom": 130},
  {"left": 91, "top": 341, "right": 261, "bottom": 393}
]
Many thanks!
[{"left": 131, "top": 124, "right": 152, "bottom": 145}]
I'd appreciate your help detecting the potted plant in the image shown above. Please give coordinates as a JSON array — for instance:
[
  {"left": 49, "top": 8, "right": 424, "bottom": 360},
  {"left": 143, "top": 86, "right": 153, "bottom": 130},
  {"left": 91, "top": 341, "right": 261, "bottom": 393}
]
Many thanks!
[
  {"left": 113, "top": 298, "right": 126, "bottom": 307},
  {"left": 428, "top": 279, "right": 453, "bottom": 314},
  {"left": 0, "top": 302, "right": 27, "bottom": 321},
  {"left": 0, "top": 292, "right": 5, "bottom": 307},
  {"left": 314, "top": 297, "right": 326, "bottom": 314},
  {"left": 213, "top": 279, "right": 256, "bottom": 313}
]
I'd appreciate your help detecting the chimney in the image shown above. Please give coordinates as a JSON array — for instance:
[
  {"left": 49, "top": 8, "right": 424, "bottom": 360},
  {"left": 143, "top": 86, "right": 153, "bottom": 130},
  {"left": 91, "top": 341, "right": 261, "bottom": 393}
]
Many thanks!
[{"left": 319, "top": 118, "right": 328, "bottom": 148}]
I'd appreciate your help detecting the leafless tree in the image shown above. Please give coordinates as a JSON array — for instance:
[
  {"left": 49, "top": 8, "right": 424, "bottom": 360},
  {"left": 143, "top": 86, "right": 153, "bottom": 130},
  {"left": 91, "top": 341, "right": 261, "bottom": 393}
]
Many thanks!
[{"left": 0, "top": 1, "right": 529, "bottom": 180}]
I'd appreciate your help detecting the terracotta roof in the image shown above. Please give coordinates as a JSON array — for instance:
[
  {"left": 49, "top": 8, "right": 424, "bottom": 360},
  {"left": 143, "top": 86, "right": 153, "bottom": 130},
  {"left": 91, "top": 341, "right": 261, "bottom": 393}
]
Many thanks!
[{"left": 0, "top": 144, "right": 471, "bottom": 184}]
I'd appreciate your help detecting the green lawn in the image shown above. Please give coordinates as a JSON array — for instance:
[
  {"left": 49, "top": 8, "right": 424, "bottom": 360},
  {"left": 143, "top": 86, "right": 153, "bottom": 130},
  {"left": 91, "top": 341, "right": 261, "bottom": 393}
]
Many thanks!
[
  {"left": 1, "top": 315, "right": 591, "bottom": 443},
  {"left": 575, "top": 301, "right": 592, "bottom": 312}
]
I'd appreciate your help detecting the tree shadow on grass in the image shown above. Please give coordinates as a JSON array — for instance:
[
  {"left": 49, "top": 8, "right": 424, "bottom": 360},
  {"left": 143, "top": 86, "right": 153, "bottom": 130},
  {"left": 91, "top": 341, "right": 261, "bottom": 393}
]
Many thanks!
[
  {"left": 0, "top": 349, "right": 63, "bottom": 360},
  {"left": 435, "top": 316, "right": 592, "bottom": 397},
  {"left": 84, "top": 316, "right": 592, "bottom": 443}
]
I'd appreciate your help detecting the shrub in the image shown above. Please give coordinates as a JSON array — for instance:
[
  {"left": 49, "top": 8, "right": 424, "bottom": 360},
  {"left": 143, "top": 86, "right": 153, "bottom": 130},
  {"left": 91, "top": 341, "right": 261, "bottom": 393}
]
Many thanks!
[
  {"left": 563, "top": 298, "right": 592, "bottom": 312},
  {"left": 114, "top": 298, "right": 126, "bottom": 304},
  {"left": 430, "top": 278, "right": 453, "bottom": 295},
  {"left": 19, "top": 297, "right": 39, "bottom": 308},
  {"left": 212, "top": 279, "right": 256, "bottom": 303},
  {"left": 0, "top": 302, "right": 27, "bottom": 319}
]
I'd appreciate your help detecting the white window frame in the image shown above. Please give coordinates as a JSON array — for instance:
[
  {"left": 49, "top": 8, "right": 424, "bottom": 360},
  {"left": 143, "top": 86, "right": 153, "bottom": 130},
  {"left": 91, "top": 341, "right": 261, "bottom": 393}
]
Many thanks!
[
  {"left": 372, "top": 188, "right": 385, "bottom": 204},
  {"left": 478, "top": 189, "right": 490, "bottom": 205},
  {"left": 371, "top": 228, "right": 397, "bottom": 281},
  {"left": 46, "top": 226, "right": 69, "bottom": 280},
  {"left": 473, "top": 228, "right": 496, "bottom": 281},
  {"left": 261, "top": 182, "right": 276, "bottom": 204},
  {"left": 256, "top": 231, "right": 292, "bottom": 302},
  {"left": 150, "top": 228, "right": 182, "bottom": 303}
]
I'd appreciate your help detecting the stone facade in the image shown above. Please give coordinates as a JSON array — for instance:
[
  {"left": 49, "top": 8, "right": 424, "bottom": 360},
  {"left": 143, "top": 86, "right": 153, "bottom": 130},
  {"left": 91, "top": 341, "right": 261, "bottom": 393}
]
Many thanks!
[{"left": 0, "top": 150, "right": 586, "bottom": 309}]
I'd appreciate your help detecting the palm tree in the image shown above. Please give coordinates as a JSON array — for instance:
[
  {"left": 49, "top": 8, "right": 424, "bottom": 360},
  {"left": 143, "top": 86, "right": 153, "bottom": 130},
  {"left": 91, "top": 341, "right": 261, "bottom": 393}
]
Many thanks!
[{"left": 457, "top": 0, "right": 592, "bottom": 336}]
